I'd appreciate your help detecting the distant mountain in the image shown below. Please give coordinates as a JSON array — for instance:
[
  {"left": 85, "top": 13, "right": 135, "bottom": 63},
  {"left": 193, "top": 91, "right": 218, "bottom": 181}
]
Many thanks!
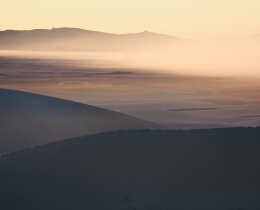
[
  {"left": 0, "top": 27, "right": 180, "bottom": 51},
  {"left": 241, "top": 33, "right": 260, "bottom": 41}
]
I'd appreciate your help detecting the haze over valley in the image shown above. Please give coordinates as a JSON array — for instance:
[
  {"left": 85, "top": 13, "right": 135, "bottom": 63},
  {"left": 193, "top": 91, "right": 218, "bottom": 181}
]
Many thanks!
[
  {"left": 1, "top": 33, "right": 260, "bottom": 129},
  {"left": 1, "top": 0, "right": 260, "bottom": 209},
  {"left": 1, "top": 28, "right": 260, "bottom": 77}
]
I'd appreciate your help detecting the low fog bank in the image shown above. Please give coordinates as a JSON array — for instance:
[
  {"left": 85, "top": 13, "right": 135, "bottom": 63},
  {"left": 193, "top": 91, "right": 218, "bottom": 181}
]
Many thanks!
[
  {"left": 122, "top": 40, "right": 260, "bottom": 77},
  {"left": 1, "top": 38, "right": 260, "bottom": 78}
]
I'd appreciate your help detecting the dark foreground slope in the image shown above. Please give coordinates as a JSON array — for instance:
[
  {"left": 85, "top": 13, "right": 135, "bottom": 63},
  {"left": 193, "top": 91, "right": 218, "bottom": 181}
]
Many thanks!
[
  {"left": 0, "top": 88, "right": 161, "bottom": 154},
  {"left": 1, "top": 128, "right": 260, "bottom": 210}
]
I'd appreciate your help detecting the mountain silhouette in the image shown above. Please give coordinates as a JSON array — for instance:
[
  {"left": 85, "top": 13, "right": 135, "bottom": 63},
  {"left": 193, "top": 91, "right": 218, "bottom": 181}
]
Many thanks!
[{"left": 0, "top": 27, "right": 180, "bottom": 51}]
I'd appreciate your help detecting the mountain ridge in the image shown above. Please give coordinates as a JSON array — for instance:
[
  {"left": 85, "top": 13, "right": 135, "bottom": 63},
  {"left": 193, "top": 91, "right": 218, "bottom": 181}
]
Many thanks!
[
  {"left": 0, "top": 27, "right": 259, "bottom": 51},
  {"left": 0, "top": 27, "right": 181, "bottom": 51},
  {"left": 0, "top": 27, "right": 178, "bottom": 37}
]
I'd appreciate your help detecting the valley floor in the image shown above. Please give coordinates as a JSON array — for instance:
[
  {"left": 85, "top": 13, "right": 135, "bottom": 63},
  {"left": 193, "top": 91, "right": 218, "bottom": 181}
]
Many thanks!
[{"left": 1, "top": 55, "right": 260, "bottom": 129}]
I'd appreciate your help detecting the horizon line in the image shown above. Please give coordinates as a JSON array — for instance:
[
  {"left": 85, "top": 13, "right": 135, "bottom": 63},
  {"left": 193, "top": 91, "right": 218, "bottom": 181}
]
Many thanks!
[{"left": 0, "top": 27, "right": 259, "bottom": 41}]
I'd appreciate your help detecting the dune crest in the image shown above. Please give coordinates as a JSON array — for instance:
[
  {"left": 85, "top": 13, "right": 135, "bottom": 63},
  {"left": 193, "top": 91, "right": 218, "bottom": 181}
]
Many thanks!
[
  {"left": 1, "top": 128, "right": 260, "bottom": 210},
  {"left": 0, "top": 88, "right": 161, "bottom": 154}
]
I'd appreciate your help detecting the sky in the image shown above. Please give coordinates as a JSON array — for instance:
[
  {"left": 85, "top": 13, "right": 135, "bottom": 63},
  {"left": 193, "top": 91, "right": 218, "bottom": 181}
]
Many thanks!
[{"left": 1, "top": 0, "right": 260, "bottom": 39}]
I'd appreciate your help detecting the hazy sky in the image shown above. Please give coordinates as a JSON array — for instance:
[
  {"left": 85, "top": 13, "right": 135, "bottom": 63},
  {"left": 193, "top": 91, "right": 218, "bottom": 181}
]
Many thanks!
[{"left": 1, "top": 0, "right": 260, "bottom": 39}]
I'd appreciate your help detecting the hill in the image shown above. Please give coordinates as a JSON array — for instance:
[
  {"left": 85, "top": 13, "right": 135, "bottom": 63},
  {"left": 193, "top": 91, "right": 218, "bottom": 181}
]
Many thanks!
[
  {"left": 0, "top": 88, "right": 161, "bottom": 154},
  {"left": 0, "top": 128, "right": 260, "bottom": 210},
  {"left": 241, "top": 33, "right": 260, "bottom": 41},
  {"left": 0, "top": 28, "right": 180, "bottom": 51}
]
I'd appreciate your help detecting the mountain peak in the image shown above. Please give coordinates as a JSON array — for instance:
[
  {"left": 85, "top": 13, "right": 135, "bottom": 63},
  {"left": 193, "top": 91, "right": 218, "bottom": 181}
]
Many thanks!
[{"left": 51, "top": 27, "right": 86, "bottom": 31}]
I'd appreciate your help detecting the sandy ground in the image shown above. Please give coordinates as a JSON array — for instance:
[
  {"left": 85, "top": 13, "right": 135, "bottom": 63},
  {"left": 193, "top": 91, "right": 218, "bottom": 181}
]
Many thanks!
[
  {"left": 0, "top": 88, "right": 160, "bottom": 154},
  {"left": 1, "top": 54, "right": 260, "bottom": 210},
  {"left": 1, "top": 128, "right": 260, "bottom": 210},
  {"left": 1, "top": 55, "right": 260, "bottom": 129},
  {"left": 49, "top": 89, "right": 260, "bottom": 129}
]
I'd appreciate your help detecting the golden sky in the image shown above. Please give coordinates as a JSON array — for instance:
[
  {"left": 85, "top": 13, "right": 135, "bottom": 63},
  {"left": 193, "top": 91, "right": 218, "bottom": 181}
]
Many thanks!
[{"left": 1, "top": 0, "right": 260, "bottom": 39}]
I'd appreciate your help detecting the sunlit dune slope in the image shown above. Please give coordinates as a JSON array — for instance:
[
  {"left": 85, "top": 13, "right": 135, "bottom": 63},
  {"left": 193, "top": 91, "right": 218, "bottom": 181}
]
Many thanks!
[
  {"left": 0, "top": 128, "right": 260, "bottom": 210},
  {"left": 0, "top": 88, "right": 161, "bottom": 154}
]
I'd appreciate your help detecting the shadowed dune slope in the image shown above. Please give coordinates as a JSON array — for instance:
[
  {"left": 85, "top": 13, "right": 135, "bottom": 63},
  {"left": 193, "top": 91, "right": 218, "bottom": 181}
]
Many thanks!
[
  {"left": 1, "top": 128, "right": 260, "bottom": 210},
  {"left": 0, "top": 88, "right": 161, "bottom": 154}
]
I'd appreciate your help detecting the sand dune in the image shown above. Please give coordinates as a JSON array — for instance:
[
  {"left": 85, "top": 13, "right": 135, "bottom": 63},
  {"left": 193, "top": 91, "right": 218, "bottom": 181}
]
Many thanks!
[
  {"left": 0, "top": 88, "right": 161, "bottom": 154},
  {"left": 0, "top": 128, "right": 260, "bottom": 210}
]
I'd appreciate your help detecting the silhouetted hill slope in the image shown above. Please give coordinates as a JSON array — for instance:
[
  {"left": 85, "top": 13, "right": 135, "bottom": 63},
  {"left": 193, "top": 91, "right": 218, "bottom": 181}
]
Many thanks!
[
  {"left": 1, "top": 128, "right": 260, "bottom": 210},
  {"left": 0, "top": 88, "right": 161, "bottom": 154},
  {"left": 241, "top": 33, "right": 260, "bottom": 41},
  {"left": 0, "top": 28, "right": 180, "bottom": 51},
  {"left": 1, "top": 28, "right": 259, "bottom": 51}
]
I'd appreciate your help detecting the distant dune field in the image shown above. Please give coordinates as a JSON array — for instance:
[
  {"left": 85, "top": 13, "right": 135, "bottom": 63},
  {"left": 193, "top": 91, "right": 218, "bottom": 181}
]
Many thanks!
[
  {"left": 0, "top": 128, "right": 260, "bottom": 210},
  {"left": 0, "top": 88, "right": 161, "bottom": 154}
]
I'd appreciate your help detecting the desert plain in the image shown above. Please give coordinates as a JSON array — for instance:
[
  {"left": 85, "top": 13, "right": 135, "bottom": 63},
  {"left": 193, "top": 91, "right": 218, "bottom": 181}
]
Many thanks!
[{"left": 0, "top": 28, "right": 260, "bottom": 210}]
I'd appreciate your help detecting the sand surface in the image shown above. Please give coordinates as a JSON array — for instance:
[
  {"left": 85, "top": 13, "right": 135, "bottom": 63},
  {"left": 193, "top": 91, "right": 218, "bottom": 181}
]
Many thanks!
[
  {"left": 1, "top": 34, "right": 260, "bottom": 210},
  {"left": 47, "top": 90, "right": 260, "bottom": 129},
  {"left": 0, "top": 88, "right": 161, "bottom": 154},
  {"left": 1, "top": 128, "right": 260, "bottom": 210}
]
